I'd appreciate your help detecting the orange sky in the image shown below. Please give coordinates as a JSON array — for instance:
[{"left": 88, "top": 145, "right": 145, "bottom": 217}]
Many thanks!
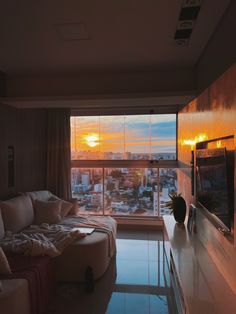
[{"left": 70, "top": 115, "right": 176, "bottom": 154}]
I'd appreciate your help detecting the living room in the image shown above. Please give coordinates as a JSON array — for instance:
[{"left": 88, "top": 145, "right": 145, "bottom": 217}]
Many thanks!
[{"left": 0, "top": 1, "right": 236, "bottom": 313}]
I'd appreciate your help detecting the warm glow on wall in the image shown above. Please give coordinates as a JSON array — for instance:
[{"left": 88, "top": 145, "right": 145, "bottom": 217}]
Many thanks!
[
  {"left": 182, "top": 139, "right": 196, "bottom": 147},
  {"left": 181, "top": 133, "right": 208, "bottom": 149},
  {"left": 195, "top": 133, "right": 208, "bottom": 143},
  {"left": 216, "top": 140, "right": 222, "bottom": 148}
]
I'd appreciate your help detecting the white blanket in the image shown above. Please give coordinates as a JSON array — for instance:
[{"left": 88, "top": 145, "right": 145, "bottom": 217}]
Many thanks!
[
  {"left": 0, "top": 216, "right": 116, "bottom": 258},
  {"left": 0, "top": 223, "right": 86, "bottom": 257}
]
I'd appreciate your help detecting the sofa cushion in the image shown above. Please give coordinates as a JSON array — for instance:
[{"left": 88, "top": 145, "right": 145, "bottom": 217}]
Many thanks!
[
  {"left": 49, "top": 196, "right": 73, "bottom": 218},
  {"left": 34, "top": 200, "right": 62, "bottom": 225},
  {"left": 0, "top": 247, "right": 11, "bottom": 274},
  {"left": 0, "top": 279, "right": 31, "bottom": 314},
  {"left": 0, "top": 196, "right": 34, "bottom": 233},
  {"left": 24, "top": 190, "right": 53, "bottom": 205},
  {"left": 0, "top": 209, "right": 4, "bottom": 239}
]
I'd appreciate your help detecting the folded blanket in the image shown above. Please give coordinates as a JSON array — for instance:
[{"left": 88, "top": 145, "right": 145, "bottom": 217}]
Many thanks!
[
  {"left": 0, "top": 216, "right": 116, "bottom": 258},
  {"left": 0, "top": 224, "right": 86, "bottom": 257}
]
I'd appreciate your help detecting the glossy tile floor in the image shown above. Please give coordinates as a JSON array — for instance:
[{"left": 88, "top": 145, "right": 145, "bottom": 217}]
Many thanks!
[{"left": 46, "top": 230, "right": 176, "bottom": 314}]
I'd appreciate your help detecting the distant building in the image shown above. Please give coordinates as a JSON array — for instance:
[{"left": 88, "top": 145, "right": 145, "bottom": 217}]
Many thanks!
[
  {"left": 82, "top": 173, "right": 90, "bottom": 186},
  {"left": 162, "top": 187, "right": 169, "bottom": 199},
  {"left": 94, "top": 183, "right": 103, "bottom": 192}
]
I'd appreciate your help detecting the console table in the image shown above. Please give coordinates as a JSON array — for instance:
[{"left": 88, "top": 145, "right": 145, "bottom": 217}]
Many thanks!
[{"left": 163, "top": 216, "right": 236, "bottom": 314}]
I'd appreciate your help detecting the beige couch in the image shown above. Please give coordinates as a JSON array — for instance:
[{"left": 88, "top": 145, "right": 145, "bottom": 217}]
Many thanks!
[
  {"left": 0, "top": 190, "right": 117, "bottom": 313},
  {"left": 0, "top": 278, "right": 31, "bottom": 314},
  {"left": 0, "top": 190, "right": 117, "bottom": 281},
  {"left": 0, "top": 197, "right": 32, "bottom": 314}
]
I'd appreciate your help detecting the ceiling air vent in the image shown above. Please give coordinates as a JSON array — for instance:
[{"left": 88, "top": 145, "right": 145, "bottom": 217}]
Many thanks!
[{"left": 174, "top": 0, "right": 202, "bottom": 46}]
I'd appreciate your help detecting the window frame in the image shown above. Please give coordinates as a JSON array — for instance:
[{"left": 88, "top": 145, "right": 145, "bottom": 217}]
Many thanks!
[{"left": 70, "top": 113, "right": 178, "bottom": 217}]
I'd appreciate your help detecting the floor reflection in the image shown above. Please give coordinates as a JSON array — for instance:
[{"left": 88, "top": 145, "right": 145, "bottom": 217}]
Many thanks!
[
  {"left": 106, "top": 231, "right": 175, "bottom": 314},
  {"left": 45, "top": 230, "right": 176, "bottom": 314}
]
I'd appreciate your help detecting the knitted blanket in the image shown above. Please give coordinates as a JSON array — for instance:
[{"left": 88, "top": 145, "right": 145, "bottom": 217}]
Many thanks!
[{"left": 0, "top": 223, "right": 86, "bottom": 257}]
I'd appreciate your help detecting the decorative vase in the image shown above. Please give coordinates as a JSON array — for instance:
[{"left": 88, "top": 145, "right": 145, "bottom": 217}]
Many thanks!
[
  {"left": 172, "top": 195, "right": 186, "bottom": 223},
  {"left": 167, "top": 193, "right": 187, "bottom": 224}
]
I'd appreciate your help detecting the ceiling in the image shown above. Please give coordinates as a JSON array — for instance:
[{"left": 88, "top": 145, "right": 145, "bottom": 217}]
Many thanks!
[{"left": 0, "top": 0, "right": 232, "bottom": 110}]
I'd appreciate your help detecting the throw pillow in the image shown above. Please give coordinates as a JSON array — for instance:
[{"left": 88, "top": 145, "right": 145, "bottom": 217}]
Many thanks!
[
  {"left": 0, "top": 247, "right": 11, "bottom": 274},
  {"left": 49, "top": 196, "right": 73, "bottom": 218},
  {"left": 67, "top": 198, "right": 79, "bottom": 215},
  {"left": 0, "top": 195, "right": 34, "bottom": 233},
  {"left": 34, "top": 200, "right": 62, "bottom": 225}
]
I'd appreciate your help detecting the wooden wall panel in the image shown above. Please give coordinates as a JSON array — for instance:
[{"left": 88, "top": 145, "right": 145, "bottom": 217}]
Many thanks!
[
  {"left": 178, "top": 64, "right": 236, "bottom": 211},
  {"left": 178, "top": 63, "right": 236, "bottom": 291},
  {"left": 178, "top": 63, "right": 236, "bottom": 205}
]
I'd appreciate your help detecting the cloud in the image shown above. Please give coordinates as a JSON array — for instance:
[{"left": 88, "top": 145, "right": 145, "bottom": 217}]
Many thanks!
[{"left": 71, "top": 114, "right": 176, "bottom": 154}]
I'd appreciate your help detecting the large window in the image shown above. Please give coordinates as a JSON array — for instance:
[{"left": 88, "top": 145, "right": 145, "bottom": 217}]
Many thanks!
[
  {"left": 71, "top": 114, "right": 177, "bottom": 216},
  {"left": 71, "top": 114, "right": 176, "bottom": 160}
]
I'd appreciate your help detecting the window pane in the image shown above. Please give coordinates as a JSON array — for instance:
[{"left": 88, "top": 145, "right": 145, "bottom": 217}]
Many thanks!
[
  {"left": 71, "top": 116, "right": 100, "bottom": 160},
  {"left": 159, "top": 168, "right": 177, "bottom": 216},
  {"left": 71, "top": 114, "right": 177, "bottom": 161},
  {"left": 71, "top": 168, "right": 103, "bottom": 213},
  {"left": 71, "top": 167, "right": 177, "bottom": 216},
  {"left": 104, "top": 168, "right": 159, "bottom": 215},
  {"left": 125, "top": 115, "right": 151, "bottom": 160},
  {"left": 151, "top": 114, "right": 176, "bottom": 160},
  {"left": 100, "top": 115, "right": 124, "bottom": 159}
]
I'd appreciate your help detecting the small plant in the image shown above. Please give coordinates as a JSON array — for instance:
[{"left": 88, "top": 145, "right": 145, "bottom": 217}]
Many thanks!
[{"left": 166, "top": 192, "right": 186, "bottom": 223}]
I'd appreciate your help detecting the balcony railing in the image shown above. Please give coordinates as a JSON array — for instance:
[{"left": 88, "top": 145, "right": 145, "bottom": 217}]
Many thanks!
[{"left": 71, "top": 165, "right": 177, "bottom": 217}]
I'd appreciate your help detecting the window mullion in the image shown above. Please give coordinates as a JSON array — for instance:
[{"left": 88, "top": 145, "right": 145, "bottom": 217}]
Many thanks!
[
  {"left": 102, "top": 167, "right": 105, "bottom": 215},
  {"left": 70, "top": 113, "right": 177, "bottom": 217},
  {"left": 157, "top": 168, "right": 160, "bottom": 216}
]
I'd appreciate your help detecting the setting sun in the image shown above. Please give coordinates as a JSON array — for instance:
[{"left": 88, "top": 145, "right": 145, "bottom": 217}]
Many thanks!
[
  {"left": 84, "top": 134, "right": 99, "bottom": 147},
  {"left": 70, "top": 115, "right": 176, "bottom": 155}
]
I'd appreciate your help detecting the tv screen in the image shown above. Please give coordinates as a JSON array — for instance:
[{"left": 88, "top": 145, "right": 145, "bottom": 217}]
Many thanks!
[{"left": 196, "top": 147, "right": 231, "bottom": 231}]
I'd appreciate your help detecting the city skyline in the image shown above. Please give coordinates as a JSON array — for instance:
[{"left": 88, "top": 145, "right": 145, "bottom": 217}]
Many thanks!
[{"left": 71, "top": 167, "right": 177, "bottom": 215}]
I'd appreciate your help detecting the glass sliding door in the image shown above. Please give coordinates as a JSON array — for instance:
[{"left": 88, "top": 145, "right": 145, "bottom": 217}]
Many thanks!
[
  {"left": 71, "top": 167, "right": 177, "bottom": 216},
  {"left": 71, "top": 168, "right": 103, "bottom": 214},
  {"left": 71, "top": 113, "right": 177, "bottom": 217}
]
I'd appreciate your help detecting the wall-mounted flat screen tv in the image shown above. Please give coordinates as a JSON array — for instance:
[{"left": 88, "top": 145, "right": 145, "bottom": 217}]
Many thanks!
[{"left": 196, "top": 147, "right": 232, "bottom": 232}]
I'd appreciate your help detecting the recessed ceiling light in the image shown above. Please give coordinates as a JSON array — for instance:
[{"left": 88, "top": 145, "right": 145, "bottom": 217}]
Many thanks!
[
  {"left": 175, "top": 38, "right": 189, "bottom": 46},
  {"left": 182, "top": 0, "right": 202, "bottom": 8},
  {"left": 177, "top": 20, "right": 195, "bottom": 30},
  {"left": 174, "top": 0, "right": 202, "bottom": 46},
  {"left": 179, "top": 6, "right": 200, "bottom": 20},
  {"left": 175, "top": 29, "right": 193, "bottom": 39}
]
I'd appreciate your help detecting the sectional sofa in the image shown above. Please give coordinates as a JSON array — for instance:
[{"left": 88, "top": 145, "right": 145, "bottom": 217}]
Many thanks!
[{"left": 0, "top": 190, "right": 117, "bottom": 314}]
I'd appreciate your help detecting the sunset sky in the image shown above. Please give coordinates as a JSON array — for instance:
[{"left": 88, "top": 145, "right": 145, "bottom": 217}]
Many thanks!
[{"left": 71, "top": 114, "right": 176, "bottom": 155}]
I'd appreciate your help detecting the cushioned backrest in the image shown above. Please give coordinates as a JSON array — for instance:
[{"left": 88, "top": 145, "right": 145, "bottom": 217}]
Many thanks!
[
  {"left": 0, "top": 195, "right": 34, "bottom": 233},
  {"left": 0, "top": 209, "right": 5, "bottom": 239},
  {"left": 25, "top": 190, "right": 53, "bottom": 204}
]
